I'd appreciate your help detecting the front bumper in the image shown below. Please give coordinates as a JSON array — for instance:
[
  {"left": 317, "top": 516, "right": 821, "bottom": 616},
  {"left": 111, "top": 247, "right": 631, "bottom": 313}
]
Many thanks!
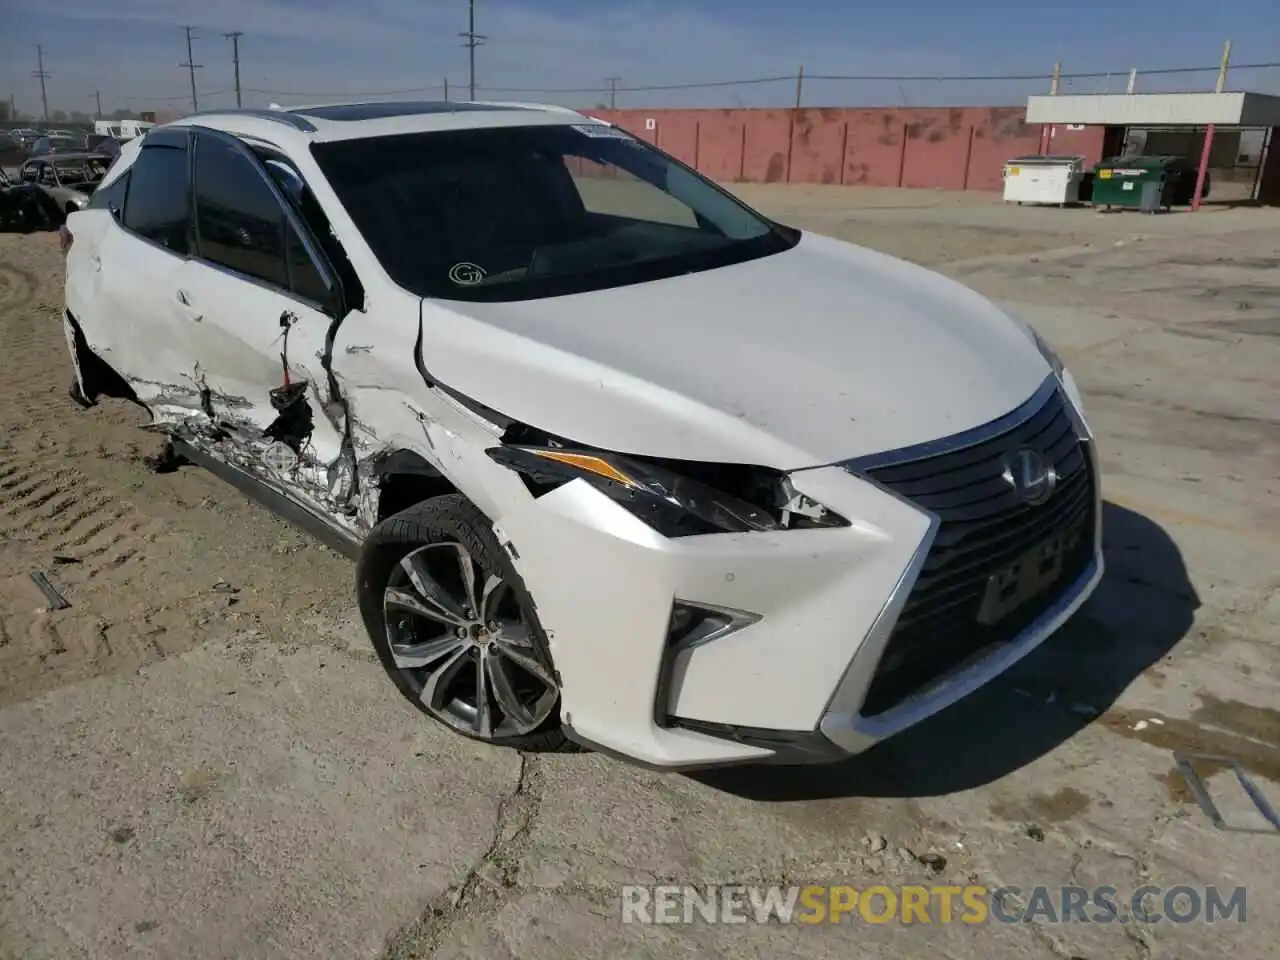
[{"left": 496, "top": 374, "right": 1102, "bottom": 769}]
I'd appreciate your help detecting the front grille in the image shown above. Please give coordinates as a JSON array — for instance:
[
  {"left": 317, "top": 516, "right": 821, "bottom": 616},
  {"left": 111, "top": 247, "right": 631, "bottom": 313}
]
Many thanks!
[{"left": 856, "top": 387, "right": 1096, "bottom": 716}]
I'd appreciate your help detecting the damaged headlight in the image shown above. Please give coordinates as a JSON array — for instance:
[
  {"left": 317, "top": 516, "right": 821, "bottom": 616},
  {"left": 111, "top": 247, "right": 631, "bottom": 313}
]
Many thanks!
[{"left": 486, "top": 445, "right": 848, "bottom": 538}]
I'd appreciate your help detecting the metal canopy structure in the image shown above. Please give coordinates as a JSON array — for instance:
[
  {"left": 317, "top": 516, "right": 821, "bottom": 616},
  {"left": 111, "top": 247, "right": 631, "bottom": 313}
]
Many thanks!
[
  {"left": 1026, "top": 91, "right": 1280, "bottom": 127},
  {"left": 1025, "top": 91, "right": 1280, "bottom": 210}
]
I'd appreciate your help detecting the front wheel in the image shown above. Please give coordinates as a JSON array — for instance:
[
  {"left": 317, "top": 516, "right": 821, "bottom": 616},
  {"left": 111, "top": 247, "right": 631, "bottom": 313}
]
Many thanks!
[{"left": 356, "top": 494, "right": 570, "bottom": 752}]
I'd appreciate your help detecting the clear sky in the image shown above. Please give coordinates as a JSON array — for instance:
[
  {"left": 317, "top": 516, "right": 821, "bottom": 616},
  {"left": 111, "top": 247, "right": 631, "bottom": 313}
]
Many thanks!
[{"left": 2, "top": 0, "right": 1278, "bottom": 116}]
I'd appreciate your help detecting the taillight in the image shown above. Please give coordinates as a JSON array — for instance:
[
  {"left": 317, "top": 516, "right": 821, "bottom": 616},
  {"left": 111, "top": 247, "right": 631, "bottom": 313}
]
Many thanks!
[{"left": 58, "top": 225, "right": 74, "bottom": 254}]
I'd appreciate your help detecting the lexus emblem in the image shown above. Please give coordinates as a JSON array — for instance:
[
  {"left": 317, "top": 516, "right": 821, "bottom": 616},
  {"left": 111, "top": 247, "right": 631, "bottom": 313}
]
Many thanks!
[{"left": 1003, "top": 448, "right": 1056, "bottom": 505}]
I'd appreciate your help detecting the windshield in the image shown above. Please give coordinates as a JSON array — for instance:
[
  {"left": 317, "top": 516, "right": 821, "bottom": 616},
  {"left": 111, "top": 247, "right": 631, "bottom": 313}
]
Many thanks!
[
  {"left": 311, "top": 123, "right": 797, "bottom": 302},
  {"left": 54, "top": 157, "right": 110, "bottom": 183},
  {"left": 53, "top": 158, "right": 110, "bottom": 184}
]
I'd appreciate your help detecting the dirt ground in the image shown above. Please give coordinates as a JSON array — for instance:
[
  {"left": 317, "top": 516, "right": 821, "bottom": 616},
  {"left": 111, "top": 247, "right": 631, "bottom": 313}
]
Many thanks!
[{"left": 1, "top": 187, "right": 1278, "bottom": 960}]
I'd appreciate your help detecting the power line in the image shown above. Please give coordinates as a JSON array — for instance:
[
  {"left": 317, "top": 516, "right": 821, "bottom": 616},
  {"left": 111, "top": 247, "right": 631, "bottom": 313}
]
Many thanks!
[
  {"left": 106, "top": 57, "right": 1280, "bottom": 106},
  {"left": 459, "top": 0, "right": 486, "bottom": 101},
  {"left": 471, "top": 60, "right": 1280, "bottom": 95},
  {"left": 242, "top": 83, "right": 444, "bottom": 98},
  {"left": 32, "top": 44, "right": 51, "bottom": 121},
  {"left": 114, "top": 89, "right": 233, "bottom": 103},
  {"left": 225, "top": 32, "right": 244, "bottom": 107},
  {"left": 180, "top": 25, "right": 203, "bottom": 111}
]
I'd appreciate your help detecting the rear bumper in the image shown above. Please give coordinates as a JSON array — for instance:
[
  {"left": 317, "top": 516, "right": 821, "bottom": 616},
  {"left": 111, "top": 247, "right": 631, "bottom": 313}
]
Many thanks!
[{"left": 497, "top": 374, "right": 1101, "bottom": 770}]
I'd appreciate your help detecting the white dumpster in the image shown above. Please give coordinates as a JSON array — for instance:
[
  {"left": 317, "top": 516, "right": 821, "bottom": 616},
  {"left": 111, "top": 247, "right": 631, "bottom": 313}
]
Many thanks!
[{"left": 1002, "top": 155, "right": 1086, "bottom": 206}]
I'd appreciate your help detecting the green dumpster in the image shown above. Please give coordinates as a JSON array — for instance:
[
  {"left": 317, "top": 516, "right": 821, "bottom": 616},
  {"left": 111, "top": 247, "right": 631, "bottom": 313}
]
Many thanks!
[{"left": 1091, "top": 156, "right": 1199, "bottom": 210}]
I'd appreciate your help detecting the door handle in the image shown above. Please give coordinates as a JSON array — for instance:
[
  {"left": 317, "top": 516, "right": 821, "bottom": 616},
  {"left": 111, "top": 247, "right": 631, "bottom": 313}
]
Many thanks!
[
  {"left": 89, "top": 255, "right": 101, "bottom": 272},
  {"left": 176, "top": 289, "right": 192, "bottom": 306}
]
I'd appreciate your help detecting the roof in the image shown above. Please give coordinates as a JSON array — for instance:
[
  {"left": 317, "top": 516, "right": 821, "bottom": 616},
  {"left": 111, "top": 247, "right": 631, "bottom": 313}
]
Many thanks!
[
  {"left": 161, "top": 100, "right": 593, "bottom": 147},
  {"left": 1026, "top": 91, "right": 1280, "bottom": 127}
]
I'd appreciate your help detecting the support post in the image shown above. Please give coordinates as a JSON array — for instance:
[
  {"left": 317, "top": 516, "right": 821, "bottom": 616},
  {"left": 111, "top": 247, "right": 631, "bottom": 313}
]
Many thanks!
[
  {"left": 1192, "top": 124, "right": 1214, "bottom": 211},
  {"left": 961, "top": 126, "right": 975, "bottom": 190},
  {"left": 896, "top": 123, "right": 908, "bottom": 187}
]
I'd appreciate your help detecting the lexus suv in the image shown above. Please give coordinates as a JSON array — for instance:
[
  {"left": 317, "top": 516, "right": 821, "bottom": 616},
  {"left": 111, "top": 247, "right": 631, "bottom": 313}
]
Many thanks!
[{"left": 61, "top": 101, "right": 1102, "bottom": 769}]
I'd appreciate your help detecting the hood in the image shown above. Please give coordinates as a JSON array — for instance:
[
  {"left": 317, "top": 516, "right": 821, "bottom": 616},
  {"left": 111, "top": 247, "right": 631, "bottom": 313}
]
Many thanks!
[{"left": 420, "top": 232, "right": 1051, "bottom": 468}]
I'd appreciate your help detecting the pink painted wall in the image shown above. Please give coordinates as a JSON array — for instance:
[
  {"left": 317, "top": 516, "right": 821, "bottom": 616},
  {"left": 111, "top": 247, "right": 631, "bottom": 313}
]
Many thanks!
[{"left": 591, "top": 106, "right": 1107, "bottom": 192}]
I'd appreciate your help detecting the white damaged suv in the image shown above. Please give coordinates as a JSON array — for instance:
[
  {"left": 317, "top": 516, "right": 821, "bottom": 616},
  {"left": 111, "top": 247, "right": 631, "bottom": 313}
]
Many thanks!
[{"left": 61, "top": 101, "right": 1102, "bottom": 769}]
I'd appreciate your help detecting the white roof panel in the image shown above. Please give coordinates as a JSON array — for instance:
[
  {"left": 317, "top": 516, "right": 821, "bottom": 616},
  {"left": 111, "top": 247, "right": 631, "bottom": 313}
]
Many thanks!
[{"left": 1025, "top": 92, "right": 1280, "bottom": 127}]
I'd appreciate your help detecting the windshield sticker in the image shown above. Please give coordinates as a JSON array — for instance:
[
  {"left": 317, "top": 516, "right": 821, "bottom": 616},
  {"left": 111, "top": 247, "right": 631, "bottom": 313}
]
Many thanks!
[
  {"left": 448, "top": 262, "right": 487, "bottom": 286},
  {"left": 572, "top": 124, "right": 634, "bottom": 140}
]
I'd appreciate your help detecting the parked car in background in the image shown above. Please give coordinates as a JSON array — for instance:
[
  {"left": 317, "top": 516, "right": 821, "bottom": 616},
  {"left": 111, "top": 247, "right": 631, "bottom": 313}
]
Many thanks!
[
  {"left": 28, "top": 134, "right": 80, "bottom": 157},
  {"left": 84, "top": 134, "right": 124, "bottom": 159},
  {"left": 19, "top": 153, "right": 112, "bottom": 215},
  {"left": 0, "top": 166, "right": 63, "bottom": 232},
  {"left": 8, "top": 129, "right": 44, "bottom": 150},
  {"left": 93, "top": 119, "right": 155, "bottom": 140}
]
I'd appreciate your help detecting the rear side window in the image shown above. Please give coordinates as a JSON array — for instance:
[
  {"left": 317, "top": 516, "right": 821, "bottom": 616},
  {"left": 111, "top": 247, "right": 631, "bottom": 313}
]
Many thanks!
[
  {"left": 122, "top": 144, "right": 191, "bottom": 254},
  {"left": 193, "top": 134, "right": 327, "bottom": 302},
  {"left": 89, "top": 171, "right": 130, "bottom": 216}
]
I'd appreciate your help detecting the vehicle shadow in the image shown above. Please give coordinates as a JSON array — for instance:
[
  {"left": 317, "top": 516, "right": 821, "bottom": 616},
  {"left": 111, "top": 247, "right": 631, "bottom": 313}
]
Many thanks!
[{"left": 693, "top": 501, "right": 1198, "bottom": 801}]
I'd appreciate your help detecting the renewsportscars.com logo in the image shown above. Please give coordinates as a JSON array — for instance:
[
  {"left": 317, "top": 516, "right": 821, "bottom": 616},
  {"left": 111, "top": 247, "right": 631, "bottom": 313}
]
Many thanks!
[{"left": 620, "top": 884, "right": 1248, "bottom": 925}]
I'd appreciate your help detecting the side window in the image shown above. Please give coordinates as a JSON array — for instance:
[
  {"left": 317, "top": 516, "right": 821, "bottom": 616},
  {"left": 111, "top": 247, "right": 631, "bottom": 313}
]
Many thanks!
[
  {"left": 286, "top": 226, "right": 329, "bottom": 304},
  {"left": 193, "top": 135, "right": 327, "bottom": 305},
  {"left": 89, "top": 171, "right": 130, "bottom": 217},
  {"left": 194, "top": 135, "right": 287, "bottom": 288},
  {"left": 121, "top": 143, "right": 191, "bottom": 254}
]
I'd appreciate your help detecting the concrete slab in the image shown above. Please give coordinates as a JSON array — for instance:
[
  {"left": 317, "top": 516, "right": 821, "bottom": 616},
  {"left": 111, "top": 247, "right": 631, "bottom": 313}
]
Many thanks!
[{"left": 0, "top": 640, "right": 519, "bottom": 960}]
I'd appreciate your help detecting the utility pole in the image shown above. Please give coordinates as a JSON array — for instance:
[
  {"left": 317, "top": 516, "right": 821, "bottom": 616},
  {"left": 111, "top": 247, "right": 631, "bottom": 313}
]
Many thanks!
[
  {"left": 1050, "top": 61, "right": 1061, "bottom": 95},
  {"left": 794, "top": 64, "right": 805, "bottom": 109},
  {"left": 1214, "top": 38, "right": 1232, "bottom": 92},
  {"left": 605, "top": 76, "right": 621, "bottom": 109},
  {"left": 443, "top": 77, "right": 450, "bottom": 101},
  {"left": 94, "top": 89, "right": 103, "bottom": 117},
  {"left": 225, "top": 32, "right": 243, "bottom": 107},
  {"left": 180, "top": 25, "right": 203, "bottom": 112},
  {"left": 32, "top": 44, "right": 51, "bottom": 121},
  {"left": 459, "top": 0, "right": 486, "bottom": 100},
  {"left": 1194, "top": 39, "right": 1233, "bottom": 213}
]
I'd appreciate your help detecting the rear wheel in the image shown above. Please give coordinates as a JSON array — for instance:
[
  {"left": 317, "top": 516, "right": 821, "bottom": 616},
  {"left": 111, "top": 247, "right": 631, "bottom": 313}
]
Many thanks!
[{"left": 356, "top": 494, "right": 569, "bottom": 752}]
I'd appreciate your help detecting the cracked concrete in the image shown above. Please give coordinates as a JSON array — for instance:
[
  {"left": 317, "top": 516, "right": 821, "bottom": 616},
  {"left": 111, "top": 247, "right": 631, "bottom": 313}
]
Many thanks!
[{"left": 1, "top": 188, "right": 1278, "bottom": 959}]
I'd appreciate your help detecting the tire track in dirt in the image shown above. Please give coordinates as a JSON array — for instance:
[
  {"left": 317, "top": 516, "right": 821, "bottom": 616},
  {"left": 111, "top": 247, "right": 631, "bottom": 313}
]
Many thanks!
[
  {"left": 0, "top": 255, "right": 249, "bottom": 702},
  {"left": 0, "top": 240, "right": 357, "bottom": 707}
]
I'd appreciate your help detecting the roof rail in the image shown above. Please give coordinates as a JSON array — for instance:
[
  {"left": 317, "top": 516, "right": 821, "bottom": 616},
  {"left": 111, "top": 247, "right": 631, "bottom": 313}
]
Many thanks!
[
  {"left": 473, "top": 100, "right": 584, "bottom": 117},
  {"left": 180, "top": 108, "right": 317, "bottom": 133}
]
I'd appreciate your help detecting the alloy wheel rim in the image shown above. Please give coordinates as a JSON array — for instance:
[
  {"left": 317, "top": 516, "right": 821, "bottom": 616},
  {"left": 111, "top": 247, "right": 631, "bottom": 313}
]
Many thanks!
[{"left": 383, "top": 542, "right": 558, "bottom": 739}]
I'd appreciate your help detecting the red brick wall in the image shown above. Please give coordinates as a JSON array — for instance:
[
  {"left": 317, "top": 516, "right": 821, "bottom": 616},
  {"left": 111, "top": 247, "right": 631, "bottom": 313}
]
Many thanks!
[{"left": 590, "top": 107, "right": 1107, "bottom": 192}]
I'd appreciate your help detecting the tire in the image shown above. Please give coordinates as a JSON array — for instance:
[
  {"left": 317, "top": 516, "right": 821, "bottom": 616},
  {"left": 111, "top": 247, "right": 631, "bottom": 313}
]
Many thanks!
[{"left": 356, "top": 493, "right": 571, "bottom": 752}]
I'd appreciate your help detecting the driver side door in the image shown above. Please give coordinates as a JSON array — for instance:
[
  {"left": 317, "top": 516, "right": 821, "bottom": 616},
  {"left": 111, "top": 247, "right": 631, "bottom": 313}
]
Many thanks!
[{"left": 180, "top": 128, "right": 354, "bottom": 515}]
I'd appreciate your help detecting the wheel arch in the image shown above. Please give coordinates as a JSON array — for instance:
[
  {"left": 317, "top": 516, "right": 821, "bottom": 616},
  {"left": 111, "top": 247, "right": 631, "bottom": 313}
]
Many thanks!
[
  {"left": 63, "top": 307, "right": 141, "bottom": 406},
  {"left": 370, "top": 448, "right": 460, "bottom": 523}
]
